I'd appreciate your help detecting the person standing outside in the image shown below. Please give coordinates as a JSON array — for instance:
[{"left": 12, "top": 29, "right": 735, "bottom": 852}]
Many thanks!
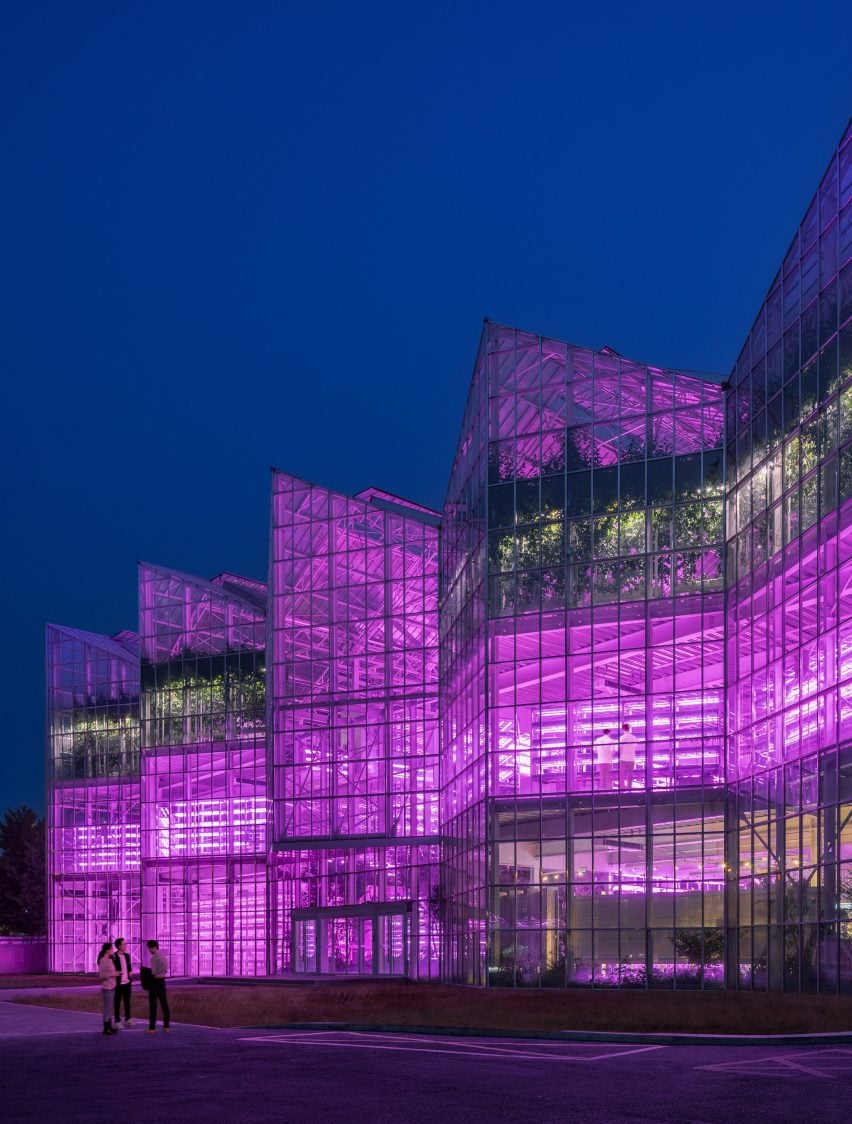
[
  {"left": 97, "top": 941, "right": 119, "bottom": 1036},
  {"left": 145, "top": 939, "right": 170, "bottom": 1034},
  {"left": 112, "top": 937, "right": 133, "bottom": 1027},
  {"left": 594, "top": 728, "right": 616, "bottom": 791},
  {"left": 619, "top": 722, "right": 638, "bottom": 789}
]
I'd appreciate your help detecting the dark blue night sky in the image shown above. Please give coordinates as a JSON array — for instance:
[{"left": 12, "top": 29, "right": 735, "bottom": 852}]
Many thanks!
[{"left": 1, "top": 2, "right": 850, "bottom": 812}]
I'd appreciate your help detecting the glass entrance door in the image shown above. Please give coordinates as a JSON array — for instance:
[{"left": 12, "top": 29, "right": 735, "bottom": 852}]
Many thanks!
[
  {"left": 377, "top": 912, "right": 407, "bottom": 974},
  {"left": 293, "top": 918, "right": 318, "bottom": 973},
  {"left": 320, "top": 915, "right": 374, "bottom": 974},
  {"left": 292, "top": 906, "right": 410, "bottom": 977}
]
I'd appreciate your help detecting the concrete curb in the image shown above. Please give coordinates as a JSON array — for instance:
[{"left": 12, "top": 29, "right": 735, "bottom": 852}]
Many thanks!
[
  {"left": 0, "top": 986, "right": 102, "bottom": 1000},
  {"left": 7, "top": 989, "right": 850, "bottom": 1046},
  {"left": 242, "top": 1021, "right": 852, "bottom": 1047}
]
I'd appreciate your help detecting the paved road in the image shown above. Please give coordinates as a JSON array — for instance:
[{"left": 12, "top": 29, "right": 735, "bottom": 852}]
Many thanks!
[{"left": 2, "top": 999, "right": 851, "bottom": 1122}]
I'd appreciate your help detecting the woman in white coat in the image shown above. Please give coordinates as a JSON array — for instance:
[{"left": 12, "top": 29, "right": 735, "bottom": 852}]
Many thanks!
[{"left": 97, "top": 942, "right": 119, "bottom": 1035}]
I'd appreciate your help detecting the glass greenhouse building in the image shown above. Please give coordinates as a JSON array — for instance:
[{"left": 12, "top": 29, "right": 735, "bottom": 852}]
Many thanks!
[{"left": 47, "top": 122, "right": 852, "bottom": 990}]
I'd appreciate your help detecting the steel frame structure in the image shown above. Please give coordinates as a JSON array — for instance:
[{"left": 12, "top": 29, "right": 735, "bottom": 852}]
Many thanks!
[{"left": 46, "top": 121, "right": 852, "bottom": 990}]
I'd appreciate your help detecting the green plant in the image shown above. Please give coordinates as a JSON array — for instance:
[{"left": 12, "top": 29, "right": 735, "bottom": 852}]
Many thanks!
[{"left": 671, "top": 927, "right": 724, "bottom": 967}]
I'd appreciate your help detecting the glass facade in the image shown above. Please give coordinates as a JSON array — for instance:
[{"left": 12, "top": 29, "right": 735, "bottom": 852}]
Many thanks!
[
  {"left": 440, "top": 322, "right": 728, "bottom": 987},
  {"left": 45, "top": 120, "right": 852, "bottom": 990},
  {"left": 726, "top": 123, "right": 852, "bottom": 991},
  {"left": 269, "top": 475, "right": 441, "bottom": 978},
  {"left": 46, "top": 626, "right": 141, "bottom": 972},
  {"left": 139, "top": 565, "right": 269, "bottom": 977}
]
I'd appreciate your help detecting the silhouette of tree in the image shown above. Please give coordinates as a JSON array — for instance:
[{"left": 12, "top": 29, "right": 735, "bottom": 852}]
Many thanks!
[{"left": 0, "top": 806, "right": 45, "bottom": 935}]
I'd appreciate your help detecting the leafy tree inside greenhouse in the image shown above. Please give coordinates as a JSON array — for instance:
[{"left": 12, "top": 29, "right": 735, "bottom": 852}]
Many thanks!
[
  {"left": 0, "top": 806, "right": 45, "bottom": 935},
  {"left": 671, "top": 928, "right": 724, "bottom": 968}
]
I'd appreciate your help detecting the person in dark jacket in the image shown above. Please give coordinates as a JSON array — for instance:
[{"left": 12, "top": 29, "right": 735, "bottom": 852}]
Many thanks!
[{"left": 112, "top": 937, "right": 133, "bottom": 1027}]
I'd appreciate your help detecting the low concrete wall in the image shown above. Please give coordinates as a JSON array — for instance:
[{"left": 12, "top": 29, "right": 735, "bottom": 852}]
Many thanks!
[{"left": 0, "top": 936, "right": 47, "bottom": 973}]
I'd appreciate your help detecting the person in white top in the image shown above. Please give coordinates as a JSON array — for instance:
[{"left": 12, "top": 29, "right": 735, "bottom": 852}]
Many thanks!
[
  {"left": 97, "top": 942, "right": 119, "bottom": 1036},
  {"left": 594, "top": 729, "right": 616, "bottom": 791},
  {"left": 619, "top": 722, "right": 638, "bottom": 789}
]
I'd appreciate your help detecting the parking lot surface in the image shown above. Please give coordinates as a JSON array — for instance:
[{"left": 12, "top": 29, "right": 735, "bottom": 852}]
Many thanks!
[{"left": 2, "top": 999, "right": 851, "bottom": 1122}]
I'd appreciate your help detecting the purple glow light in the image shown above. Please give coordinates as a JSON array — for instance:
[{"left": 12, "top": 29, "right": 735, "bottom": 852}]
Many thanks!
[
  {"left": 155, "top": 797, "right": 270, "bottom": 857},
  {"left": 57, "top": 823, "right": 141, "bottom": 873},
  {"left": 270, "top": 475, "right": 442, "bottom": 979}
]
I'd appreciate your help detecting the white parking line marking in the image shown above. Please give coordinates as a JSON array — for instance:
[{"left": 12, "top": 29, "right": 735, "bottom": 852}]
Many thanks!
[
  {"left": 776, "top": 1058, "right": 835, "bottom": 1078},
  {"left": 240, "top": 1031, "right": 666, "bottom": 1063},
  {"left": 244, "top": 1030, "right": 353, "bottom": 1038},
  {"left": 342, "top": 1031, "right": 665, "bottom": 1061},
  {"left": 341, "top": 1031, "right": 603, "bottom": 1049},
  {"left": 698, "top": 1049, "right": 852, "bottom": 1079}
]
